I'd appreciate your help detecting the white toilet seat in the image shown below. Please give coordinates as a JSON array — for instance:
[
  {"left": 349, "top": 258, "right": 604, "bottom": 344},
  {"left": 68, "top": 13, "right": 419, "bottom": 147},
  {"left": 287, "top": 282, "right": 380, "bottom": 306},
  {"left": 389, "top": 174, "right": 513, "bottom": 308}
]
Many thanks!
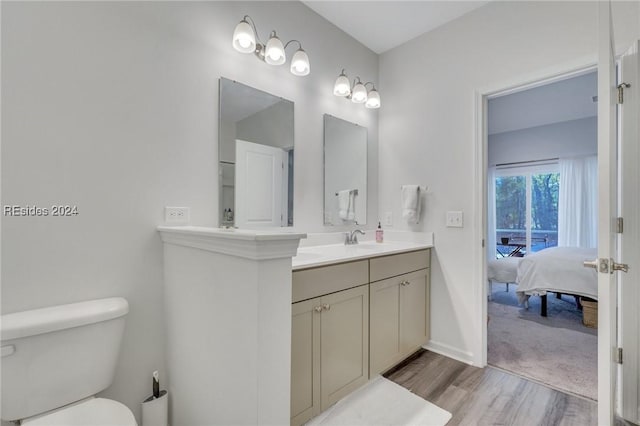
[{"left": 22, "top": 397, "right": 137, "bottom": 426}]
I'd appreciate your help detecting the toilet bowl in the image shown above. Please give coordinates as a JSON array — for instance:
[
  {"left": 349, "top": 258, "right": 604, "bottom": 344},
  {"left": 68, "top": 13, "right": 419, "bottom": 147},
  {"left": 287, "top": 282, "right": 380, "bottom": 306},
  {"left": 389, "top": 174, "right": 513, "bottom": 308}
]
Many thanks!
[
  {"left": 22, "top": 397, "right": 136, "bottom": 426},
  {"left": 1, "top": 298, "right": 137, "bottom": 425}
]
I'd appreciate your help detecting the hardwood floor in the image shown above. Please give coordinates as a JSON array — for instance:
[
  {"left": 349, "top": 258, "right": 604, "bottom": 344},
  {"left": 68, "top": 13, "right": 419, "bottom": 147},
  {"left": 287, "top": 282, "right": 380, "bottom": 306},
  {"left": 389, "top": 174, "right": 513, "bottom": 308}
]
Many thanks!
[{"left": 385, "top": 350, "right": 597, "bottom": 426}]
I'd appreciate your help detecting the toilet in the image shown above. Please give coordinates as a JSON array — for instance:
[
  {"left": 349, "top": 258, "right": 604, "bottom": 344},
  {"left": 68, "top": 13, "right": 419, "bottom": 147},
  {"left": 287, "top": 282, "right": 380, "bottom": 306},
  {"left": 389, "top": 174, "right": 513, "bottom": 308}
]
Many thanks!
[{"left": 1, "top": 297, "right": 137, "bottom": 425}]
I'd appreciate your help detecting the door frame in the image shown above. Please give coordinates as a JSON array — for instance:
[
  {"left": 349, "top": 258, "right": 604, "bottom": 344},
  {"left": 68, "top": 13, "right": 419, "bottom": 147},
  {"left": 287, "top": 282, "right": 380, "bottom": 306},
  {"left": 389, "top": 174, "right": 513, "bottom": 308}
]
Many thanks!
[{"left": 472, "top": 61, "right": 597, "bottom": 368}]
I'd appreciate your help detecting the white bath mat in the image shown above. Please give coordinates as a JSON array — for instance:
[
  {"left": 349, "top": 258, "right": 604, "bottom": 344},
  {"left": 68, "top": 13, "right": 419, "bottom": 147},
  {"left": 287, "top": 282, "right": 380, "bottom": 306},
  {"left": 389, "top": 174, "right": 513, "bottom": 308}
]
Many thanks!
[{"left": 306, "top": 376, "right": 452, "bottom": 426}]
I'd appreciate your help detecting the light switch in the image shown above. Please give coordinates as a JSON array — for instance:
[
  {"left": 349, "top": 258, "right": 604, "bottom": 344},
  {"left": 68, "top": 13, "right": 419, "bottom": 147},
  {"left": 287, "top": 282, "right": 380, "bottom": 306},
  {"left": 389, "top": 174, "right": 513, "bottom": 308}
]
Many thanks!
[{"left": 446, "top": 211, "right": 463, "bottom": 228}]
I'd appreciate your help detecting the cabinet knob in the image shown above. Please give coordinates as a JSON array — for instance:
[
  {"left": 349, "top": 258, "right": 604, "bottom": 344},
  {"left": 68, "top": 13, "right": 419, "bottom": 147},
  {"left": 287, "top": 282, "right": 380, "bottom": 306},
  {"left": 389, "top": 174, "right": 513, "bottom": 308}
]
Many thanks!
[
  {"left": 314, "top": 306, "right": 323, "bottom": 313},
  {"left": 322, "top": 304, "right": 331, "bottom": 311},
  {"left": 400, "top": 280, "right": 410, "bottom": 286}
]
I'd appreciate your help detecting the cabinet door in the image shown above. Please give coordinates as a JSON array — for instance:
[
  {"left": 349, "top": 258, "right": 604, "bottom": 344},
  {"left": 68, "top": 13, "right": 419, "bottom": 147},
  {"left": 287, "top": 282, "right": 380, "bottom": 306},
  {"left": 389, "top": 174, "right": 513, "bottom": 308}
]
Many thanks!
[
  {"left": 401, "top": 269, "right": 430, "bottom": 353},
  {"left": 320, "top": 285, "right": 369, "bottom": 410},
  {"left": 291, "top": 298, "right": 321, "bottom": 426},
  {"left": 369, "top": 277, "right": 402, "bottom": 376}
]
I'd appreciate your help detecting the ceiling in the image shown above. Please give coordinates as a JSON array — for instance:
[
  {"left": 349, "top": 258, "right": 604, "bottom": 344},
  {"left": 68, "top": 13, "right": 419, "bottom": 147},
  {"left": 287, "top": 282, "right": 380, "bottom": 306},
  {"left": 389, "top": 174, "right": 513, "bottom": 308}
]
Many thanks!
[
  {"left": 220, "top": 79, "right": 283, "bottom": 122},
  {"left": 488, "top": 71, "right": 598, "bottom": 135},
  {"left": 303, "top": 1, "right": 490, "bottom": 54}
]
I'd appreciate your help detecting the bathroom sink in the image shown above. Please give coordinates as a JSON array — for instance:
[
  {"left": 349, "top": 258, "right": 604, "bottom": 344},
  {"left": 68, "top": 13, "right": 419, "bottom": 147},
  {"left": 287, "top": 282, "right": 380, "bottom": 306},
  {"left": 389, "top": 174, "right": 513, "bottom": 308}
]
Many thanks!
[
  {"left": 348, "top": 244, "right": 379, "bottom": 250},
  {"left": 292, "top": 240, "right": 431, "bottom": 270},
  {"left": 293, "top": 252, "right": 324, "bottom": 261}
]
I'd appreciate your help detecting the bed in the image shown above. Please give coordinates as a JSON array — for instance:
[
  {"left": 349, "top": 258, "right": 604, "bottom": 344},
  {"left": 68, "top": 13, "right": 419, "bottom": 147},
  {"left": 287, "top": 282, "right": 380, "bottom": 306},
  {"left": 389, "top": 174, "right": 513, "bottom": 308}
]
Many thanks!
[{"left": 516, "top": 247, "right": 598, "bottom": 316}]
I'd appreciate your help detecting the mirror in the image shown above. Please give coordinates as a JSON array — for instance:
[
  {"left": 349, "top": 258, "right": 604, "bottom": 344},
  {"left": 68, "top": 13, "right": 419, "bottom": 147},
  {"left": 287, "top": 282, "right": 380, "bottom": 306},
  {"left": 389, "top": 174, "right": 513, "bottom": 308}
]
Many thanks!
[
  {"left": 219, "top": 78, "right": 294, "bottom": 228},
  {"left": 323, "top": 114, "right": 367, "bottom": 226}
]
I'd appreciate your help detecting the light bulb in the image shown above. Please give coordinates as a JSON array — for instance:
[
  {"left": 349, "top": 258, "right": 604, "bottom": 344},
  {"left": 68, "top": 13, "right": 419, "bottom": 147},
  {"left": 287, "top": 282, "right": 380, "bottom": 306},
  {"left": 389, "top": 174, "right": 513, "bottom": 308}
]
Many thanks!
[
  {"left": 232, "top": 19, "right": 256, "bottom": 54},
  {"left": 290, "top": 49, "right": 310, "bottom": 76},
  {"left": 333, "top": 73, "right": 351, "bottom": 97},
  {"left": 351, "top": 82, "right": 368, "bottom": 103},
  {"left": 265, "top": 34, "right": 286, "bottom": 65},
  {"left": 365, "top": 89, "right": 380, "bottom": 109}
]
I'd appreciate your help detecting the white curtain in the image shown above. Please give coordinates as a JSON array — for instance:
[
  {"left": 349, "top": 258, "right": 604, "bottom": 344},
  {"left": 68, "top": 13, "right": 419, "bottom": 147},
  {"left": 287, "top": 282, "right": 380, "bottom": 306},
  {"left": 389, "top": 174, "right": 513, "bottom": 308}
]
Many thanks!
[
  {"left": 487, "top": 166, "right": 497, "bottom": 259},
  {"left": 558, "top": 155, "right": 598, "bottom": 248}
]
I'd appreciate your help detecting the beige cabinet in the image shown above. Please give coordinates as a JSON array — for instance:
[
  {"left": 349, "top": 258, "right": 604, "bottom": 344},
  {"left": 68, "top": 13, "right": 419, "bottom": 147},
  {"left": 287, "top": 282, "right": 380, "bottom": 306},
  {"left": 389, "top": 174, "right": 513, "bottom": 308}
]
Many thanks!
[
  {"left": 291, "top": 284, "right": 369, "bottom": 426},
  {"left": 291, "top": 248, "right": 430, "bottom": 425},
  {"left": 291, "top": 298, "right": 320, "bottom": 426},
  {"left": 370, "top": 250, "right": 430, "bottom": 376}
]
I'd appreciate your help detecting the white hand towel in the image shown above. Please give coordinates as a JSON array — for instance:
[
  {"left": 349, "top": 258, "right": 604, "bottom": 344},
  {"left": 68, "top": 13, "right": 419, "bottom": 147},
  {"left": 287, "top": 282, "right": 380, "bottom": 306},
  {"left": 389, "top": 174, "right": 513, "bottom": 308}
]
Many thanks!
[
  {"left": 347, "top": 190, "right": 356, "bottom": 221},
  {"left": 338, "top": 189, "right": 357, "bottom": 221},
  {"left": 401, "top": 185, "right": 421, "bottom": 223},
  {"left": 338, "top": 190, "right": 351, "bottom": 220}
]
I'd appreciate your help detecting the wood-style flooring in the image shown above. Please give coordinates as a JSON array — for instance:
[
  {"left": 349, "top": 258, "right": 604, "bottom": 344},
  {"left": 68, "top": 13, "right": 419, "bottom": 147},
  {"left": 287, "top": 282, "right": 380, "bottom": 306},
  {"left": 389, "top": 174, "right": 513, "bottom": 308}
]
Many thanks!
[{"left": 385, "top": 350, "right": 597, "bottom": 426}]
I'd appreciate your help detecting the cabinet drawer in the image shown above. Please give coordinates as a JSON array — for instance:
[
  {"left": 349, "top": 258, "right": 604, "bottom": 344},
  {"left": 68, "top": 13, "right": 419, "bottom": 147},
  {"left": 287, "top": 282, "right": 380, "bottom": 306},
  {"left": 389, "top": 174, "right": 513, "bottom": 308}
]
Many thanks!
[
  {"left": 292, "top": 260, "right": 369, "bottom": 303},
  {"left": 369, "top": 249, "right": 430, "bottom": 282}
]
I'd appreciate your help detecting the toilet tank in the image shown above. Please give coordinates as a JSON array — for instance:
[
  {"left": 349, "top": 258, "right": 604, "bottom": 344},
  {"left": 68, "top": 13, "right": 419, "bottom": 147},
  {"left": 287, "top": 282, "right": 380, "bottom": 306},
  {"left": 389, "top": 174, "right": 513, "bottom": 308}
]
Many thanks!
[{"left": 1, "top": 297, "right": 129, "bottom": 421}]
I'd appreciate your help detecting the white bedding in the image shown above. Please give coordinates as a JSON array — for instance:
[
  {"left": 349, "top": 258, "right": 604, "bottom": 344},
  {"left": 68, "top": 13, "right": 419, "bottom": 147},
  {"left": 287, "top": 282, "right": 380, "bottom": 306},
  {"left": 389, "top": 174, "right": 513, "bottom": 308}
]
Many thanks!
[
  {"left": 516, "top": 247, "right": 598, "bottom": 303},
  {"left": 487, "top": 257, "right": 520, "bottom": 283}
]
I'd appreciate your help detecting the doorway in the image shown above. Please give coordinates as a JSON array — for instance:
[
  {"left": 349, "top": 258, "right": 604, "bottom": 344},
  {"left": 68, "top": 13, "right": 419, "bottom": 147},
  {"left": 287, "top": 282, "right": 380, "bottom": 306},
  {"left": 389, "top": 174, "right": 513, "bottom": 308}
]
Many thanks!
[{"left": 484, "top": 70, "right": 599, "bottom": 400}]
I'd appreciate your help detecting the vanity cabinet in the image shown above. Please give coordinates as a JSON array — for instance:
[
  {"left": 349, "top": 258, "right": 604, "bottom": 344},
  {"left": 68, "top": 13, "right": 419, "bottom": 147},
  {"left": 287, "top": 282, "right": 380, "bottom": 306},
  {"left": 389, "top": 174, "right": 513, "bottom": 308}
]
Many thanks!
[
  {"left": 291, "top": 248, "right": 430, "bottom": 425},
  {"left": 291, "top": 263, "right": 369, "bottom": 426},
  {"left": 369, "top": 269, "right": 430, "bottom": 375},
  {"left": 370, "top": 250, "right": 430, "bottom": 376}
]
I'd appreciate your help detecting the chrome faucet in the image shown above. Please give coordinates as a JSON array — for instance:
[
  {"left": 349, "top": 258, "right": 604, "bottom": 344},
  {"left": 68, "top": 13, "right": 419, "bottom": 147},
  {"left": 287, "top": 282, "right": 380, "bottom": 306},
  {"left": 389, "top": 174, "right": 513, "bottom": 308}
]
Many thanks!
[{"left": 345, "top": 229, "right": 365, "bottom": 245}]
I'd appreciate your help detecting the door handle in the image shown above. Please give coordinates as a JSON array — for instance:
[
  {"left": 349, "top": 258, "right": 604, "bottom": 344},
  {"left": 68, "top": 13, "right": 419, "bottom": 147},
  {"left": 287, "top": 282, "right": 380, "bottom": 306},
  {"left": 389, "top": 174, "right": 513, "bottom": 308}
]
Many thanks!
[
  {"left": 584, "top": 258, "right": 629, "bottom": 273},
  {"left": 612, "top": 262, "right": 629, "bottom": 273},
  {"left": 584, "top": 258, "right": 610, "bottom": 273}
]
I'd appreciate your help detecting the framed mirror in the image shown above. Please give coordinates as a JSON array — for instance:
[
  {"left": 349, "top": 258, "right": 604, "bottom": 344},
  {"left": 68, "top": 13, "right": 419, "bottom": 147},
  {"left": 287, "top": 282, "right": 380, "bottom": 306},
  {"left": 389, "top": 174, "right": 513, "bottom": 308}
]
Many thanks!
[
  {"left": 219, "top": 78, "right": 294, "bottom": 228},
  {"left": 323, "top": 114, "right": 367, "bottom": 226}
]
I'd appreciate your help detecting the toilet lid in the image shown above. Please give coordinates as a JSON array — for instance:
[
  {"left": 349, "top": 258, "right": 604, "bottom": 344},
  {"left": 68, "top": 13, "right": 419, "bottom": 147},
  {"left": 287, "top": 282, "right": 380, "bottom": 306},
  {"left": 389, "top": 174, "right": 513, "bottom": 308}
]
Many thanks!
[{"left": 22, "top": 398, "right": 137, "bottom": 426}]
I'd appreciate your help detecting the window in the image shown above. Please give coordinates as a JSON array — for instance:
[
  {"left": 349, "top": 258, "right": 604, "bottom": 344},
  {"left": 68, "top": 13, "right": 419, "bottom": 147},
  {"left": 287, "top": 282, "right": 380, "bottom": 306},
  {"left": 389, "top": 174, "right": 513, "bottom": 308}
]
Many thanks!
[{"left": 494, "top": 163, "right": 559, "bottom": 258}]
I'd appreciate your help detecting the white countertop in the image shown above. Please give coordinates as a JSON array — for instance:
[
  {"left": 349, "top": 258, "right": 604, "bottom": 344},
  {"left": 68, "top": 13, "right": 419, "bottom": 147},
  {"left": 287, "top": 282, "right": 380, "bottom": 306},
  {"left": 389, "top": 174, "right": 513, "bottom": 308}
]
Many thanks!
[
  {"left": 292, "top": 240, "right": 433, "bottom": 270},
  {"left": 157, "top": 226, "right": 307, "bottom": 260},
  {"left": 157, "top": 225, "right": 307, "bottom": 241}
]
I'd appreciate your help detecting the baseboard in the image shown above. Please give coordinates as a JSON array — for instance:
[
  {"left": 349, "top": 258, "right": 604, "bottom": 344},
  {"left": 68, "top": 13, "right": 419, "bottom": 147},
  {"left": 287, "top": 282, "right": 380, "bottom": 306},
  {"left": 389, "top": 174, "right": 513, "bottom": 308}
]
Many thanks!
[{"left": 423, "top": 340, "right": 475, "bottom": 366}]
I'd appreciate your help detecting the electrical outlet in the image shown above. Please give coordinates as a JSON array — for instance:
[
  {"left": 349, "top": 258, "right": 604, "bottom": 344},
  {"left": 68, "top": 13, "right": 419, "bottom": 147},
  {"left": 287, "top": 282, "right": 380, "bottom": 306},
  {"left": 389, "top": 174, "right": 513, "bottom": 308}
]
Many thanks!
[
  {"left": 384, "top": 211, "right": 393, "bottom": 226},
  {"left": 165, "top": 206, "right": 190, "bottom": 224},
  {"left": 446, "top": 211, "right": 463, "bottom": 228}
]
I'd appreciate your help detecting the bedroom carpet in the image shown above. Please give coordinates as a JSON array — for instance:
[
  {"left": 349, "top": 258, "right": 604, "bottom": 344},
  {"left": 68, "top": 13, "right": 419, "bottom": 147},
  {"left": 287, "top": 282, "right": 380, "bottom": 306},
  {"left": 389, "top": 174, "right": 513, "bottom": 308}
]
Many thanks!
[{"left": 488, "top": 283, "right": 597, "bottom": 400}]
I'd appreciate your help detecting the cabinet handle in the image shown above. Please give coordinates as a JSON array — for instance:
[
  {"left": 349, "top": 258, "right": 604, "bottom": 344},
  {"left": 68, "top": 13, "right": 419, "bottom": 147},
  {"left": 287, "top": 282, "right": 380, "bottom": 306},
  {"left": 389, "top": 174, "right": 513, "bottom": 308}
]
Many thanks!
[
  {"left": 400, "top": 280, "right": 410, "bottom": 286},
  {"left": 314, "top": 306, "right": 323, "bottom": 313},
  {"left": 322, "top": 304, "right": 331, "bottom": 311}
]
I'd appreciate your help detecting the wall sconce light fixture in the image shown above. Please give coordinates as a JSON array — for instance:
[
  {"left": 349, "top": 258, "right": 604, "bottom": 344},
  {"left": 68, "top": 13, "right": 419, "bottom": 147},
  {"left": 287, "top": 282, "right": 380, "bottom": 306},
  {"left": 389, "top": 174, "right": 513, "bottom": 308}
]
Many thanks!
[
  {"left": 333, "top": 69, "right": 380, "bottom": 109},
  {"left": 232, "top": 15, "right": 310, "bottom": 76}
]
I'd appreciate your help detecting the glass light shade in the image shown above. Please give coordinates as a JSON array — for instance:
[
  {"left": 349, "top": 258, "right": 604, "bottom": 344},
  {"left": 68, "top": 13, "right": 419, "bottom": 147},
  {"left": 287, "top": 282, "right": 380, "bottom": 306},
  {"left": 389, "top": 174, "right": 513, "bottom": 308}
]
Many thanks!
[
  {"left": 265, "top": 35, "right": 286, "bottom": 65},
  {"left": 365, "top": 89, "right": 381, "bottom": 108},
  {"left": 290, "top": 49, "right": 310, "bottom": 76},
  {"left": 351, "top": 82, "right": 368, "bottom": 103},
  {"left": 232, "top": 20, "right": 256, "bottom": 53},
  {"left": 333, "top": 74, "right": 351, "bottom": 97}
]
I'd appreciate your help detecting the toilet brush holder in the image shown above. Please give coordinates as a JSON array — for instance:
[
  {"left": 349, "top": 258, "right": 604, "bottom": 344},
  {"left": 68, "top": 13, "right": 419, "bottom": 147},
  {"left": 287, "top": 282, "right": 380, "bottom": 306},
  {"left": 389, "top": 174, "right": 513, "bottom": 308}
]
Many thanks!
[{"left": 142, "top": 390, "right": 168, "bottom": 426}]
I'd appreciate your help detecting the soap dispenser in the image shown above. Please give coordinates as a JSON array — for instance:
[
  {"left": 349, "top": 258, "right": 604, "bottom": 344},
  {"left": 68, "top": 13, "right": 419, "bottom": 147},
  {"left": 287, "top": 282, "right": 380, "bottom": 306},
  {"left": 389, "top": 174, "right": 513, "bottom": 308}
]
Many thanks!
[{"left": 376, "top": 222, "right": 384, "bottom": 243}]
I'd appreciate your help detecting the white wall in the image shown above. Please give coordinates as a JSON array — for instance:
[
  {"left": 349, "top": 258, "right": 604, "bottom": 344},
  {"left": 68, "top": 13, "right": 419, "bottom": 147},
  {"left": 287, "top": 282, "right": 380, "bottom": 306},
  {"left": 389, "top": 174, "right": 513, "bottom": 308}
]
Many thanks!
[
  {"left": 378, "top": 0, "right": 639, "bottom": 364},
  {"left": 488, "top": 116, "right": 597, "bottom": 166},
  {"left": 1, "top": 1, "right": 378, "bottom": 421},
  {"left": 237, "top": 100, "right": 294, "bottom": 151}
]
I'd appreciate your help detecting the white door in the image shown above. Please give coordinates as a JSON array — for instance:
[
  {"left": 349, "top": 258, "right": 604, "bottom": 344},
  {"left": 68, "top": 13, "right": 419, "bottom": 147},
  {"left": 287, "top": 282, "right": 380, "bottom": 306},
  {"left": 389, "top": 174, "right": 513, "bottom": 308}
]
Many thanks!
[
  {"left": 235, "top": 139, "right": 286, "bottom": 228},
  {"left": 594, "top": 3, "right": 632, "bottom": 424},
  {"left": 620, "top": 41, "right": 639, "bottom": 424}
]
